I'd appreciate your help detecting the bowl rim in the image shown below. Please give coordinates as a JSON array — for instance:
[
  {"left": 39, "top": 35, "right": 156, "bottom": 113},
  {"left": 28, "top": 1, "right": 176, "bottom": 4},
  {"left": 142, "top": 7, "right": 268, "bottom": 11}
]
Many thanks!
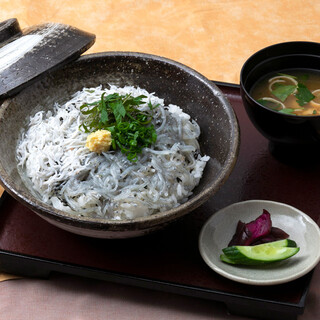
[
  {"left": 240, "top": 40, "right": 320, "bottom": 119},
  {"left": 0, "top": 51, "right": 240, "bottom": 230}
]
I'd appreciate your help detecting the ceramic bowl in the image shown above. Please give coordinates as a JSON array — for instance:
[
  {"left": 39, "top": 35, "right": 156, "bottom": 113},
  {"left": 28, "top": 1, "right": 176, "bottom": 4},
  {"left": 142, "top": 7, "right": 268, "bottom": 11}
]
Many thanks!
[
  {"left": 0, "top": 52, "right": 239, "bottom": 238},
  {"left": 240, "top": 41, "right": 320, "bottom": 161},
  {"left": 199, "top": 200, "right": 320, "bottom": 285}
]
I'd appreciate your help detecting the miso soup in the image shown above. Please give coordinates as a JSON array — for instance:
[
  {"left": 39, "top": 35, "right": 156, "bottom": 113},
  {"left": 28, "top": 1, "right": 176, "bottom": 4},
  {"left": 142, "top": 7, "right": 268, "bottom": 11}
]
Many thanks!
[{"left": 250, "top": 69, "right": 320, "bottom": 116}]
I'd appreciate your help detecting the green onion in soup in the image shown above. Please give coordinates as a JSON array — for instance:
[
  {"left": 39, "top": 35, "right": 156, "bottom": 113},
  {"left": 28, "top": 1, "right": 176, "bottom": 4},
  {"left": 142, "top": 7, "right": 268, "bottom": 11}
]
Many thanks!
[{"left": 250, "top": 70, "right": 320, "bottom": 116}]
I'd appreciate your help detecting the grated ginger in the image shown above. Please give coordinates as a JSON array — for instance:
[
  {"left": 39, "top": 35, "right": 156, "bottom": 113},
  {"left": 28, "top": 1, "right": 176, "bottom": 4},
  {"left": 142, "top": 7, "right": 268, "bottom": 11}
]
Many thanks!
[{"left": 86, "top": 130, "right": 112, "bottom": 153}]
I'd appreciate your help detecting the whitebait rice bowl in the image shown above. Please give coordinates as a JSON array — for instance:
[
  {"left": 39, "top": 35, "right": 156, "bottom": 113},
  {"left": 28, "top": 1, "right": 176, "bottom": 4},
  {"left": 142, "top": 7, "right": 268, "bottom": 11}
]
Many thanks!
[{"left": 16, "top": 85, "right": 209, "bottom": 220}]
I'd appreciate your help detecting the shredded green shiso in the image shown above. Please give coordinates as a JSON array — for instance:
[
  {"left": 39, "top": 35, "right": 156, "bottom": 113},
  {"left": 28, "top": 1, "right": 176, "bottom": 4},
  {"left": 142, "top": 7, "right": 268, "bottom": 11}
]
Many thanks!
[{"left": 79, "top": 92, "right": 159, "bottom": 162}]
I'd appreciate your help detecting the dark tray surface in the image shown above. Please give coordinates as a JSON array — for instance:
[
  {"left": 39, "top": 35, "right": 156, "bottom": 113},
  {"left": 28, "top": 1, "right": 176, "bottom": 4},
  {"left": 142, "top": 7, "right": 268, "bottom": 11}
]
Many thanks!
[{"left": 0, "top": 83, "right": 318, "bottom": 319}]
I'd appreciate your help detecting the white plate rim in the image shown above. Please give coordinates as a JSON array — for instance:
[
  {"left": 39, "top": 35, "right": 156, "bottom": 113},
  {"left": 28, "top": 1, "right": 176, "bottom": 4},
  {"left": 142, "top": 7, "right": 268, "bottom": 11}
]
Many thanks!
[{"left": 198, "top": 199, "right": 320, "bottom": 285}]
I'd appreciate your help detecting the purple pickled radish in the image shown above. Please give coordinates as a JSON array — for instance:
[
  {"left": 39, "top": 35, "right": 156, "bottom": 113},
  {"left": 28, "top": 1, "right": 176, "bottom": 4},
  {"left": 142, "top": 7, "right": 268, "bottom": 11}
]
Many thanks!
[
  {"left": 251, "top": 227, "right": 289, "bottom": 245},
  {"left": 269, "top": 226, "right": 290, "bottom": 239},
  {"left": 228, "top": 209, "right": 274, "bottom": 246},
  {"left": 228, "top": 221, "right": 248, "bottom": 246},
  {"left": 244, "top": 209, "right": 272, "bottom": 244}
]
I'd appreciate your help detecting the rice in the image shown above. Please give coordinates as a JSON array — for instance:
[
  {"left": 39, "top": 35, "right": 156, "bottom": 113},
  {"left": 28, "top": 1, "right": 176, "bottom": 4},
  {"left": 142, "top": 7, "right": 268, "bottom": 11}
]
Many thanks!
[{"left": 16, "top": 85, "right": 209, "bottom": 220}]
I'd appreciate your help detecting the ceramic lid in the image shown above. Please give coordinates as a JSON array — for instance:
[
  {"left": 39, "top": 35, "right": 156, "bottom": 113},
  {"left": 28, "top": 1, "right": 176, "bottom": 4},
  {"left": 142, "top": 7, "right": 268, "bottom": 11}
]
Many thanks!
[{"left": 0, "top": 18, "right": 95, "bottom": 98}]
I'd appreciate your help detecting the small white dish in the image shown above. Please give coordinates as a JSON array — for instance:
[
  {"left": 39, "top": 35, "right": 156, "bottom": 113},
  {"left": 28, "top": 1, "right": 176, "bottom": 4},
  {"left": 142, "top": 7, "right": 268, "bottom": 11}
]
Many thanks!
[{"left": 199, "top": 200, "right": 320, "bottom": 285}]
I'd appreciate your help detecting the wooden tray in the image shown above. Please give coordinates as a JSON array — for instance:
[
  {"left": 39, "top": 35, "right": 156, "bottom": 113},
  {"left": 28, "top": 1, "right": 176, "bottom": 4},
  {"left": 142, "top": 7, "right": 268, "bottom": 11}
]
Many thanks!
[{"left": 0, "top": 82, "right": 318, "bottom": 320}]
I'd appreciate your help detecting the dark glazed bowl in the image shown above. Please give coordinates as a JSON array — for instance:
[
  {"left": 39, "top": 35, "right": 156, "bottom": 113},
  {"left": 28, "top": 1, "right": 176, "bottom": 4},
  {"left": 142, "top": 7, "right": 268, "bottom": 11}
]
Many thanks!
[
  {"left": 0, "top": 52, "right": 239, "bottom": 238},
  {"left": 240, "top": 41, "right": 320, "bottom": 161}
]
